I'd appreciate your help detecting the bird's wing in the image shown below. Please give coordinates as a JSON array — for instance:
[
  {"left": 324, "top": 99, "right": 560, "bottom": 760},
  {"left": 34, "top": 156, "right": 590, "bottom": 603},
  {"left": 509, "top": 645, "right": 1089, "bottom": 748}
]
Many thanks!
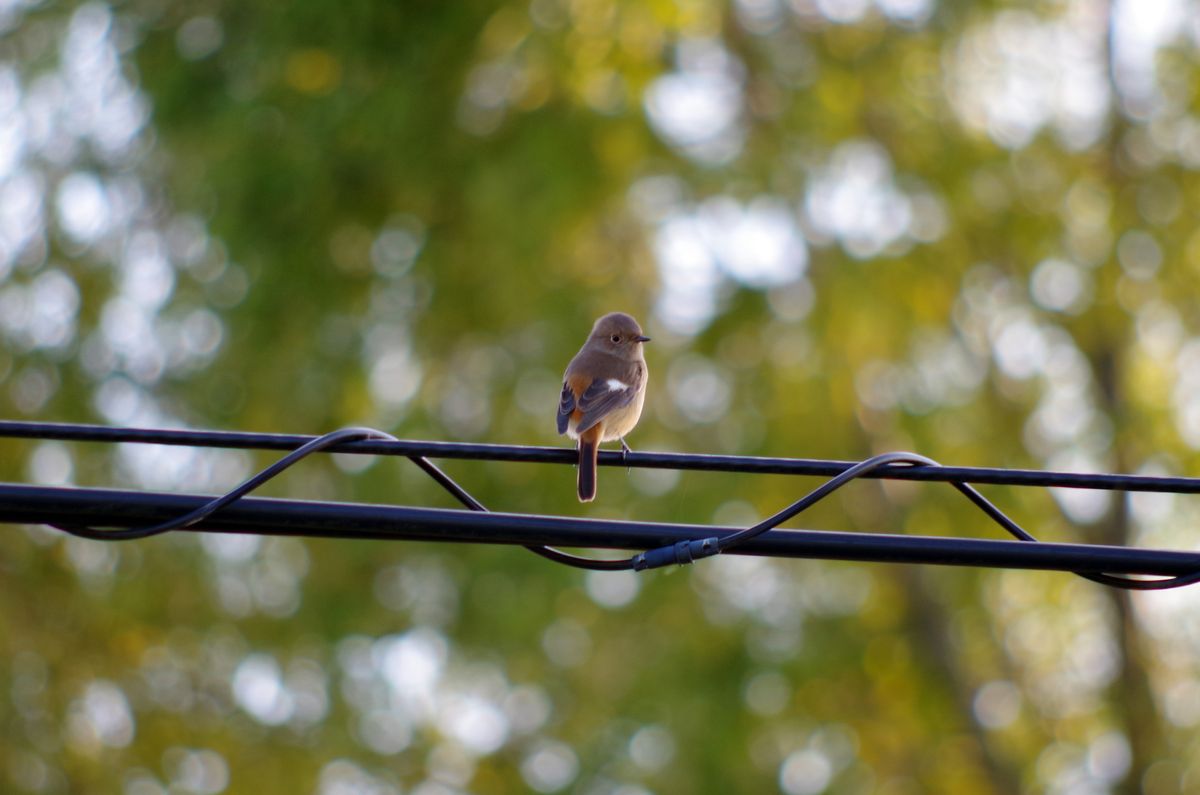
[
  {"left": 575, "top": 369, "right": 643, "bottom": 435},
  {"left": 556, "top": 380, "right": 576, "bottom": 435}
]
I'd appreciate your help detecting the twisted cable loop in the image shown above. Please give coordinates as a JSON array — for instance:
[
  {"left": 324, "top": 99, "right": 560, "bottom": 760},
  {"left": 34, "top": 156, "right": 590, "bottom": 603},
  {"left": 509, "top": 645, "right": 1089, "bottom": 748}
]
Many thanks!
[{"left": 54, "top": 428, "right": 393, "bottom": 541}]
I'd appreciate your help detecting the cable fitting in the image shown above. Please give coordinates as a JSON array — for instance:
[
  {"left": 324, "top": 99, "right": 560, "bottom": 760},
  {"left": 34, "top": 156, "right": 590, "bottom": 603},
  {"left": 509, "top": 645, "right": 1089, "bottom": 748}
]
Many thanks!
[{"left": 633, "top": 537, "right": 721, "bottom": 571}]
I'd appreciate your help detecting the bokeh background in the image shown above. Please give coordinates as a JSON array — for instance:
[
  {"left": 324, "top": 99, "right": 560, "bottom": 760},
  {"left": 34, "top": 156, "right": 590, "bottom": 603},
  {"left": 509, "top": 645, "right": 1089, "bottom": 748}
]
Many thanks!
[{"left": 3, "top": 0, "right": 1200, "bottom": 792}]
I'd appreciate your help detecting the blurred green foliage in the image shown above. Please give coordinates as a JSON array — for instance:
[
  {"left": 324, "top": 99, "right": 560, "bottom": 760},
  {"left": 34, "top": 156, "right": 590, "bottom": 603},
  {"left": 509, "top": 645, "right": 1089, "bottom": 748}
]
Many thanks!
[{"left": 5, "top": 0, "right": 1200, "bottom": 793}]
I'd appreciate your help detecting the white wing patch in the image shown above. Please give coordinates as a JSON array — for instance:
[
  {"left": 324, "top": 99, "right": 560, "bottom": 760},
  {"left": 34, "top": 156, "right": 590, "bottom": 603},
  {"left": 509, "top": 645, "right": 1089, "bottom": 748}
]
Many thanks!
[{"left": 606, "top": 378, "right": 630, "bottom": 392}]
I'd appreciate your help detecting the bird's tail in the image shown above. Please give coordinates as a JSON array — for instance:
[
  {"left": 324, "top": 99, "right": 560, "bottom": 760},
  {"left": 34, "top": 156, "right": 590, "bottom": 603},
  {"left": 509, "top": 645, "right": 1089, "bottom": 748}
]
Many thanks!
[{"left": 577, "top": 427, "right": 601, "bottom": 502}]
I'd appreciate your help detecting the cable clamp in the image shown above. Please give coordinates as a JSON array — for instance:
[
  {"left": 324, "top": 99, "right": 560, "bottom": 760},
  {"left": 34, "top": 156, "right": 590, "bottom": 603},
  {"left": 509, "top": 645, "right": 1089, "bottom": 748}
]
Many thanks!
[{"left": 633, "top": 537, "right": 721, "bottom": 571}]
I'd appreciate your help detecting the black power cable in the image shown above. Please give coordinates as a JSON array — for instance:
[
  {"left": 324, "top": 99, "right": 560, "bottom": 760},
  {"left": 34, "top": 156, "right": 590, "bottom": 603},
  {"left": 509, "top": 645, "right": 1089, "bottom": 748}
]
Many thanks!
[
  {"left": 2, "top": 421, "right": 1199, "bottom": 588},
  {"left": 7, "top": 482, "right": 1200, "bottom": 574},
  {"left": 3, "top": 419, "right": 1199, "bottom": 492}
]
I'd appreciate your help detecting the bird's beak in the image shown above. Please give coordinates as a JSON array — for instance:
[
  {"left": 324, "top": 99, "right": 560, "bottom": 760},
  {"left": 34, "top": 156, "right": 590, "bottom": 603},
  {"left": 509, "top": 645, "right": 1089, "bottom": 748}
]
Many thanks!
[{"left": 634, "top": 335, "right": 651, "bottom": 343}]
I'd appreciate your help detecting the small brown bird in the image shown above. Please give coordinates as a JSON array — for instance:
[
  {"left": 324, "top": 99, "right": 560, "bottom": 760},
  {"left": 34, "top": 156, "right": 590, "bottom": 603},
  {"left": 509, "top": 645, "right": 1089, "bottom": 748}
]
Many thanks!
[{"left": 557, "top": 312, "right": 650, "bottom": 502}]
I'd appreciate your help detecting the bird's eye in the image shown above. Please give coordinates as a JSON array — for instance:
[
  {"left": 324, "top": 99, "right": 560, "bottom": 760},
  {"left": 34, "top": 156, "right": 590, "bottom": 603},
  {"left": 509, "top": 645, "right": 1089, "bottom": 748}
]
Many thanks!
[{"left": 610, "top": 334, "right": 621, "bottom": 343}]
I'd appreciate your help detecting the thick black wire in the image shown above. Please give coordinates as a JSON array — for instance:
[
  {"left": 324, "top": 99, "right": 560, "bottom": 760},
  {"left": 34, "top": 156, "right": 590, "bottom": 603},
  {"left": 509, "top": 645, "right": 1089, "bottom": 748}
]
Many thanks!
[{"left": 41, "top": 425, "right": 1200, "bottom": 587}]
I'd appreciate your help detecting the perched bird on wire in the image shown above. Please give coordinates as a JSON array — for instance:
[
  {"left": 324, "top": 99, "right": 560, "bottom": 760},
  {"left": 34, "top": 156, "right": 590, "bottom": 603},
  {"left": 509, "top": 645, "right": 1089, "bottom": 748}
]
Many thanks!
[{"left": 557, "top": 312, "right": 650, "bottom": 502}]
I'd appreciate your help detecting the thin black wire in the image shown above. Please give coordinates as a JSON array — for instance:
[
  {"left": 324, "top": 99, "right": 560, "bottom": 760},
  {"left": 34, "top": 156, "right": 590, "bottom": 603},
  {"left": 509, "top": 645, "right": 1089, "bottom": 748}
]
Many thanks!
[
  {"left": 6, "top": 419, "right": 1200, "bottom": 493},
  {"left": 15, "top": 421, "right": 1200, "bottom": 588}
]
